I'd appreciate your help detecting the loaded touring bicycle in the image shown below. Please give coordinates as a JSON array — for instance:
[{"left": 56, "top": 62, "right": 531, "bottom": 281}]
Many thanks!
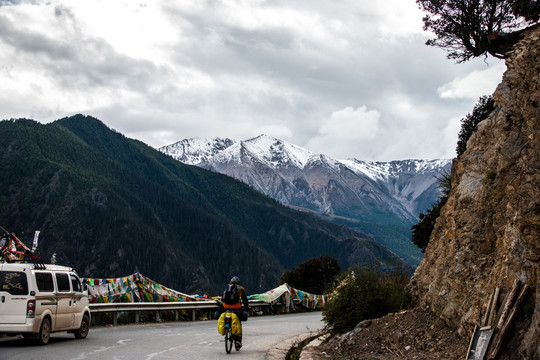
[{"left": 0, "top": 227, "right": 90, "bottom": 345}]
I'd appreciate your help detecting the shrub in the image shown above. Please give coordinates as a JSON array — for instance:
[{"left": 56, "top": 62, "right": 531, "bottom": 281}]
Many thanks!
[
  {"left": 322, "top": 266, "right": 411, "bottom": 335},
  {"left": 483, "top": 169, "right": 497, "bottom": 184}
]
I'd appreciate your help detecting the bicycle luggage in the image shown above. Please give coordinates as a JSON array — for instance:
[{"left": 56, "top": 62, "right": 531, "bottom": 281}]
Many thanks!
[{"left": 217, "top": 311, "right": 241, "bottom": 336}]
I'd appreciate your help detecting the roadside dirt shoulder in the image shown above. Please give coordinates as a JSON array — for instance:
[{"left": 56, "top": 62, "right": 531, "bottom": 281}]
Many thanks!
[{"left": 310, "top": 307, "right": 468, "bottom": 359}]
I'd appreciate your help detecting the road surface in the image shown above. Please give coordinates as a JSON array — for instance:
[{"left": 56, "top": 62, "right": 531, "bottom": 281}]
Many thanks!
[{"left": 0, "top": 312, "right": 323, "bottom": 359}]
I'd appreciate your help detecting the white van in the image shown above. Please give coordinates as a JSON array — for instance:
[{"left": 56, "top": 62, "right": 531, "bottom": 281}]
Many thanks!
[{"left": 0, "top": 262, "right": 90, "bottom": 345}]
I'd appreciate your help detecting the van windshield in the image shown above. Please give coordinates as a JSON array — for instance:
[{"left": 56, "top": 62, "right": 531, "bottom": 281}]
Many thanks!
[{"left": 0, "top": 271, "right": 29, "bottom": 295}]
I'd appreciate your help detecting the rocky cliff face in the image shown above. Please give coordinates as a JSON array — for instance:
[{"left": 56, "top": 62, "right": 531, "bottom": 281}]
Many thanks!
[{"left": 411, "top": 26, "right": 540, "bottom": 358}]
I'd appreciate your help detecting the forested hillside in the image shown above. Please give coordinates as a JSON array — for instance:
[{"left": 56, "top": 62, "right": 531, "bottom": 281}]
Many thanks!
[{"left": 0, "top": 115, "right": 407, "bottom": 294}]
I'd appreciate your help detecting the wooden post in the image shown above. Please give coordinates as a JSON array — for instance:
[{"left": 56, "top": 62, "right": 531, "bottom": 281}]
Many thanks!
[
  {"left": 487, "top": 287, "right": 500, "bottom": 327},
  {"left": 495, "top": 279, "right": 520, "bottom": 331},
  {"left": 465, "top": 325, "right": 478, "bottom": 359},
  {"left": 487, "top": 284, "right": 528, "bottom": 360},
  {"left": 482, "top": 289, "right": 496, "bottom": 326}
]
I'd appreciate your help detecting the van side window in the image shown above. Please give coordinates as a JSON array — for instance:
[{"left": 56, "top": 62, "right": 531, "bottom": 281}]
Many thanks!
[
  {"left": 35, "top": 272, "right": 54, "bottom": 292},
  {"left": 70, "top": 274, "right": 82, "bottom": 292},
  {"left": 55, "top": 273, "right": 70, "bottom": 292},
  {"left": 0, "top": 271, "right": 28, "bottom": 295}
]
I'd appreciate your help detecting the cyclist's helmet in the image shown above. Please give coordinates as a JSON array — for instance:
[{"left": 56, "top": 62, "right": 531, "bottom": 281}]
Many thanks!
[{"left": 230, "top": 276, "right": 240, "bottom": 284}]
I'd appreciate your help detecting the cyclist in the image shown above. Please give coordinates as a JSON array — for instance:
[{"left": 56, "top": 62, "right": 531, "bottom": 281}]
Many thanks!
[{"left": 222, "top": 276, "right": 249, "bottom": 348}]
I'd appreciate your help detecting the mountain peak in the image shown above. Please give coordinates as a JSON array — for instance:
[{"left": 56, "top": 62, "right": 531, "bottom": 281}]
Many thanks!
[
  {"left": 161, "top": 137, "right": 236, "bottom": 165},
  {"left": 161, "top": 134, "right": 321, "bottom": 170},
  {"left": 160, "top": 134, "right": 451, "bottom": 217},
  {"left": 239, "top": 134, "right": 319, "bottom": 169}
]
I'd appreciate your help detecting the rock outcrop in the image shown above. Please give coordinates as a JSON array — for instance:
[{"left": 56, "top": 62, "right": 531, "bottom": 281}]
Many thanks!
[{"left": 411, "top": 25, "right": 540, "bottom": 359}]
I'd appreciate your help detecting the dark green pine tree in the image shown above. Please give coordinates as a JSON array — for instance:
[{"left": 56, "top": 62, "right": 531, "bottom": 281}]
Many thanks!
[
  {"left": 411, "top": 170, "right": 451, "bottom": 253},
  {"left": 456, "top": 96, "right": 495, "bottom": 157},
  {"left": 280, "top": 255, "right": 340, "bottom": 294}
]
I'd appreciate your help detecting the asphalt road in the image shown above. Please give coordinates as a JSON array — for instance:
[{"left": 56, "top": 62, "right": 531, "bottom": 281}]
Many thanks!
[{"left": 0, "top": 312, "right": 324, "bottom": 360}]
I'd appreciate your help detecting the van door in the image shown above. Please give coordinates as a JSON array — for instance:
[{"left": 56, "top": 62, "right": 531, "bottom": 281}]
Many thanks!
[
  {"left": 34, "top": 272, "right": 57, "bottom": 326},
  {"left": 0, "top": 269, "right": 29, "bottom": 324},
  {"left": 69, "top": 273, "right": 86, "bottom": 329},
  {"left": 54, "top": 272, "right": 73, "bottom": 329}
]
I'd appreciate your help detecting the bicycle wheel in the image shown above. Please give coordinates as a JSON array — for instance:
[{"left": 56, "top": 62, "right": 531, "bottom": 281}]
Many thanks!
[{"left": 224, "top": 327, "right": 233, "bottom": 354}]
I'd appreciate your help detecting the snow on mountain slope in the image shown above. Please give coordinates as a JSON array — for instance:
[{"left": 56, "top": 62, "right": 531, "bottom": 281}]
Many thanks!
[
  {"left": 339, "top": 159, "right": 392, "bottom": 181},
  {"left": 160, "top": 137, "right": 236, "bottom": 165},
  {"left": 166, "top": 134, "right": 322, "bottom": 169},
  {"left": 341, "top": 159, "right": 451, "bottom": 181},
  {"left": 240, "top": 135, "right": 319, "bottom": 169},
  {"left": 159, "top": 135, "right": 451, "bottom": 223}
]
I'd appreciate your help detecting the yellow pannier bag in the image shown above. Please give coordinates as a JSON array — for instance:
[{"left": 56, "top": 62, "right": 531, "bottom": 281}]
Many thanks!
[
  {"left": 217, "top": 311, "right": 242, "bottom": 336},
  {"left": 217, "top": 312, "right": 226, "bottom": 335},
  {"left": 231, "top": 312, "right": 242, "bottom": 336}
]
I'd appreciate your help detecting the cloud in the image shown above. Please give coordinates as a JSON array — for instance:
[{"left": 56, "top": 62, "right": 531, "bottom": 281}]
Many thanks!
[
  {"left": 441, "top": 116, "right": 463, "bottom": 158},
  {"left": 306, "top": 106, "right": 380, "bottom": 159},
  {"left": 438, "top": 63, "right": 506, "bottom": 99},
  {"left": 0, "top": 0, "right": 508, "bottom": 161}
]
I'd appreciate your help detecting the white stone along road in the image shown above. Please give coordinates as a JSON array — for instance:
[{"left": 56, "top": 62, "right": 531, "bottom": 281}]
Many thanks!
[{"left": 0, "top": 312, "right": 324, "bottom": 360}]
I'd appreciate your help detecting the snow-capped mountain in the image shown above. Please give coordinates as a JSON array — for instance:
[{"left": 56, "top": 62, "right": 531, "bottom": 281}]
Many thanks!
[
  {"left": 160, "top": 134, "right": 451, "bottom": 226},
  {"left": 161, "top": 135, "right": 451, "bottom": 266}
]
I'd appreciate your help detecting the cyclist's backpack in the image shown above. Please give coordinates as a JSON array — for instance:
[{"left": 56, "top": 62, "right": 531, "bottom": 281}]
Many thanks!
[{"left": 222, "top": 284, "right": 239, "bottom": 304}]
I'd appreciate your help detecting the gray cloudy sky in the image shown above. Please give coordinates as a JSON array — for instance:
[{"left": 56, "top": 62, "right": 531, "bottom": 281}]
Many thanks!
[{"left": 0, "top": 0, "right": 505, "bottom": 161}]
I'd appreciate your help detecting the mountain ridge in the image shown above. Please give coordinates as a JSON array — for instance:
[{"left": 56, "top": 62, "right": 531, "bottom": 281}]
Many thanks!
[
  {"left": 0, "top": 116, "right": 407, "bottom": 294},
  {"left": 160, "top": 134, "right": 451, "bottom": 222},
  {"left": 160, "top": 135, "right": 451, "bottom": 266}
]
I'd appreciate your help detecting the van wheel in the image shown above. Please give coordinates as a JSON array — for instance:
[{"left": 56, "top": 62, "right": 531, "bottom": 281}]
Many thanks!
[
  {"left": 37, "top": 318, "right": 51, "bottom": 345},
  {"left": 74, "top": 314, "right": 90, "bottom": 339}
]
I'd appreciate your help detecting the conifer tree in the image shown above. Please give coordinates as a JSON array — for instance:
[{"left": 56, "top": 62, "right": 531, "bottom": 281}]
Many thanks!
[{"left": 456, "top": 96, "right": 495, "bottom": 157}]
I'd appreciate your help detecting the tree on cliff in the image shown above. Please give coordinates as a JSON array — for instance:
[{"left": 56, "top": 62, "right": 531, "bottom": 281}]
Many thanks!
[
  {"left": 411, "top": 170, "right": 451, "bottom": 252},
  {"left": 456, "top": 95, "right": 495, "bottom": 157},
  {"left": 417, "top": 0, "right": 540, "bottom": 62}
]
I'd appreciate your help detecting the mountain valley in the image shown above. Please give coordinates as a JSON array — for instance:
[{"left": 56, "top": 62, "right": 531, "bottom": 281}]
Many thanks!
[{"left": 160, "top": 135, "right": 451, "bottom": 266}]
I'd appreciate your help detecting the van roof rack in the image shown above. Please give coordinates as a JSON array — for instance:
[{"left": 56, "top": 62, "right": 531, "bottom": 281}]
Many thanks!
[
  {"left": 0, "top": 226, "right": 43, "bottom": 267},
  {"left": 32, "top": 260, "right": 47, "bottom": 270}
]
